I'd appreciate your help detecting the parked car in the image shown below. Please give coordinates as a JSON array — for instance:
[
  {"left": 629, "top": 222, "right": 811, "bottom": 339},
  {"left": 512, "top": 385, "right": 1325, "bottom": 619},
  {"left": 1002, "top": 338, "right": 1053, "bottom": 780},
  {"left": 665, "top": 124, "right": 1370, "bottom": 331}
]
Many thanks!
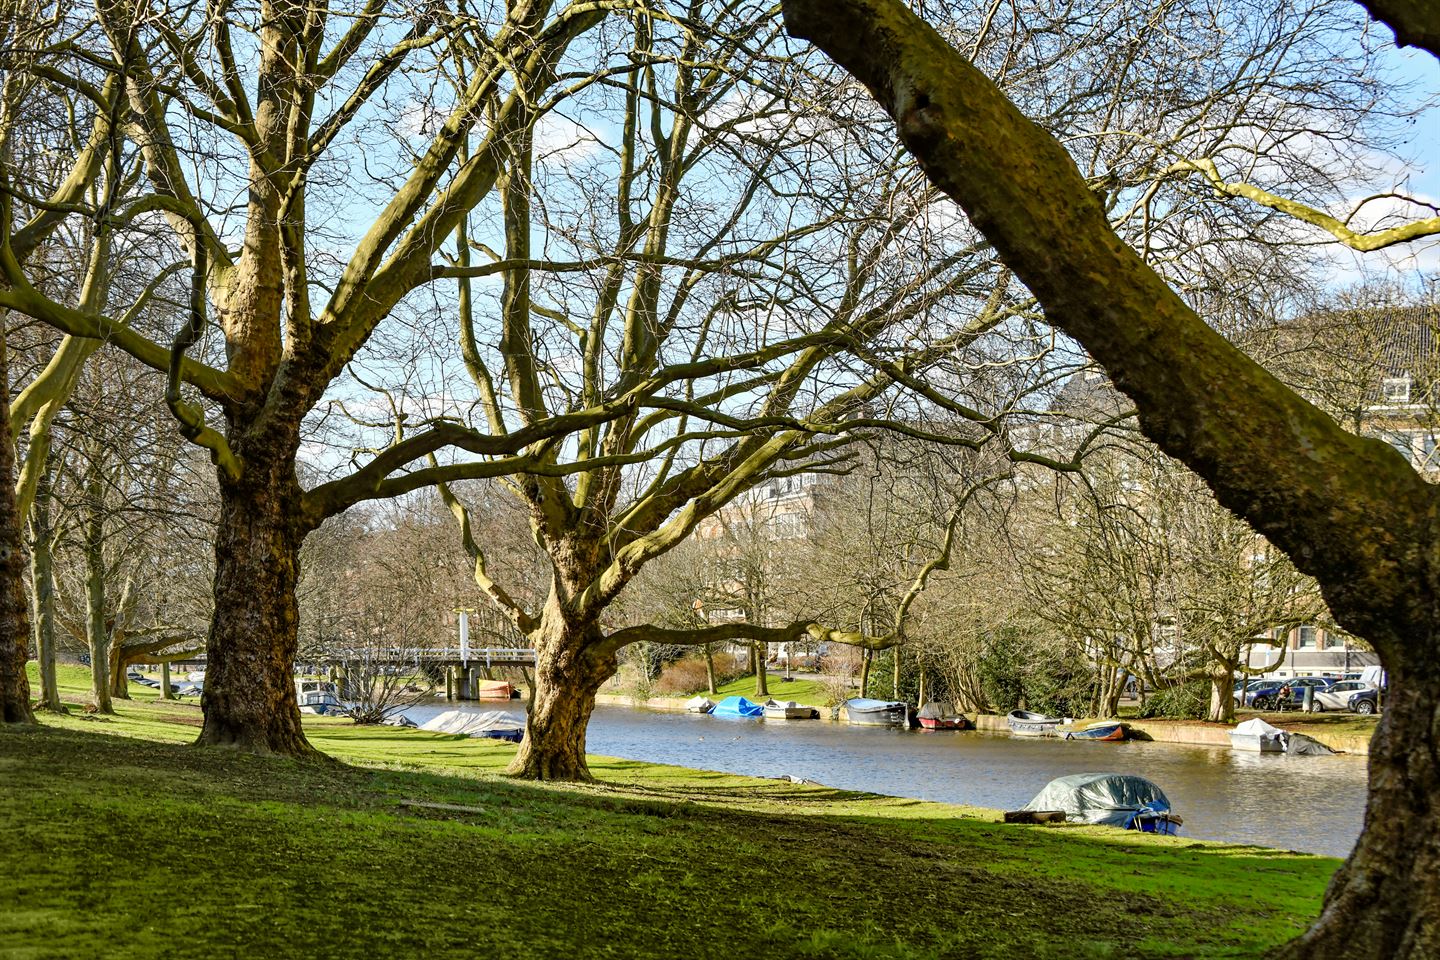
[
  {"left": 1247, "top": 676, "right": 1334, "bottom": 710},
  {"left": 1311, "top": 680, "right": 1374, "bottom": 712},
  {"left": 1232, "top": 678, "right": 1270, "bottom": 706},
  {"left": 1348, "top": 689, "right": 1383, "bottom": 715}
]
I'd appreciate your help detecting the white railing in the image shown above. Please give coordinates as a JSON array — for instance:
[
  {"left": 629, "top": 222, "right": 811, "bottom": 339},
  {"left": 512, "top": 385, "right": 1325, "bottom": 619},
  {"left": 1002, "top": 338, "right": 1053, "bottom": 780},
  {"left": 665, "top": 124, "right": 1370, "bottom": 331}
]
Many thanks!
[{"left": 321, "top": 647, "right": 537, "bottom": 665}]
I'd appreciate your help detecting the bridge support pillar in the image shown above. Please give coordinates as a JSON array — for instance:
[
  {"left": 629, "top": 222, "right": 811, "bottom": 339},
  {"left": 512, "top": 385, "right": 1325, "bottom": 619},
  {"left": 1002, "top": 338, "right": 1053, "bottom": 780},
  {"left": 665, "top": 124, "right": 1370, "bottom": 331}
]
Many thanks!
[
  {"left": 444, "top": 666, "right": 455, "bottom": 701},
  {"left": 454, "top": 666, "right": 475, "bottom": 701}
]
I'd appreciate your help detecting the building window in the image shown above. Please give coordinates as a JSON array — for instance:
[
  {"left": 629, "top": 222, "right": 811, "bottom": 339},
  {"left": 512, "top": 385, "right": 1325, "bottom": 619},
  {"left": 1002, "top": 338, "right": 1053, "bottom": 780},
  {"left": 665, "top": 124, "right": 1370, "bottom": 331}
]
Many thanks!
[
  {"left": 1297, "top": 625, "right": 1318, "bottom": 649},
  {"left": 1383, "top": 376, "right": 1412, "bottom": 403}
]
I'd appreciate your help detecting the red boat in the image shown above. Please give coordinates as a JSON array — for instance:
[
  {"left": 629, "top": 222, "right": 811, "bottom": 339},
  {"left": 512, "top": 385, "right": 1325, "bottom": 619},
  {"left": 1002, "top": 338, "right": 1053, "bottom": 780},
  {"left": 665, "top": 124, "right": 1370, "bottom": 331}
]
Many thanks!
[{"left": 916, "top": 701, "right": 971, "bottom": 730}]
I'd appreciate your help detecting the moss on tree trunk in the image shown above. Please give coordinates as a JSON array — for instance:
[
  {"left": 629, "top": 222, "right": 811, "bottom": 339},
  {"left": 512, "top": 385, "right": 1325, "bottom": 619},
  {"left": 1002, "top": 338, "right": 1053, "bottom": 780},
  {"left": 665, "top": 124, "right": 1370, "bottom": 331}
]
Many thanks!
[
  {"left": 0, "top": 321, "right": 33, "bottom": 725},
  {"left": 507, "top": 601, "right": 615, "bottom": 781},
  {"left": 195, "top": 433, "right": 314, "bottom": 757}
]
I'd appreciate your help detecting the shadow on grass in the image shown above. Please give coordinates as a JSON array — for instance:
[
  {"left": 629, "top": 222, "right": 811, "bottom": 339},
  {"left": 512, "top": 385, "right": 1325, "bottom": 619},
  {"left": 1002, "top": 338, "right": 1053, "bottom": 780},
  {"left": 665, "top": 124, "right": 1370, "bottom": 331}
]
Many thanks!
[{"left": 0, "top": 721, "right": 1333, "bottom": 960}]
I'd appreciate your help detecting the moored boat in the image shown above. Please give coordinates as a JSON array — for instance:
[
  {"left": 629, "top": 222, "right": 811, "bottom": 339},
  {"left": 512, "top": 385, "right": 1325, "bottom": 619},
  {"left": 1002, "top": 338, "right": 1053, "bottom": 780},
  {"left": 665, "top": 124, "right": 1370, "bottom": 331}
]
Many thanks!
[
  {"left": 474, "top": 679, "right": 518, "bottom": 700},
  {"left": 763, "top": 700, "right": 820, "bottom": 720},
  {"left": 711, "top": 695, "right": 764, "bottom": 718},
  {"left": 1058, "top": 720, "right": 1127, "bottom": 741},
  {"left": 916, "top": 701, "right": 970, "bottom": 730},
  {"left": 1006, "top": 709, "right": 1062, "bottom": 737},
  {"left": 296, "top": 679, "right": 343, "bottom": 716},
  {"left": 843, "top": 698, "right": 909, "bottom": 727},
  {"left": 420, "top": 708, "right": 526, "bottom": 742},
  {"left": 1020, "top": 773, "right": 1183, "bottom": 835},
  {"left": 684, "top": 696, "right": 716, "bottom": 714},
  {"left": 1229, "top": 717, "right": 1286, "bottom": 753}
]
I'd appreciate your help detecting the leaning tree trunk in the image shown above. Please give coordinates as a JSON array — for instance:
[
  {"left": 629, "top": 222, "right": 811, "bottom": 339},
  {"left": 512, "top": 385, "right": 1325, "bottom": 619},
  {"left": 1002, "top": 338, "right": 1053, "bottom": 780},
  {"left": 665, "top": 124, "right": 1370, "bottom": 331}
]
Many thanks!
[
  {"left": 1276, "top": 653, "right": 1440, "bottom": 959},
  {"left": 195, "top": 432, "right": 313, "bottom": 756},
  {"left": 0, "top": 322, "right": 33, "bottom": 725},
  {"left": 508, "top": 598, "right": 616, "bottom": 781}
]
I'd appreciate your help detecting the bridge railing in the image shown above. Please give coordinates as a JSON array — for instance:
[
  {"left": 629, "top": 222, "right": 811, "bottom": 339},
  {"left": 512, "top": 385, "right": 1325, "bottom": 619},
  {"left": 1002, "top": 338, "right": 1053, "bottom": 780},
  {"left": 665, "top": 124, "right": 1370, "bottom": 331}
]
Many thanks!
[{"left": 318, "top": 647, "right": 538, "bottom": 665}]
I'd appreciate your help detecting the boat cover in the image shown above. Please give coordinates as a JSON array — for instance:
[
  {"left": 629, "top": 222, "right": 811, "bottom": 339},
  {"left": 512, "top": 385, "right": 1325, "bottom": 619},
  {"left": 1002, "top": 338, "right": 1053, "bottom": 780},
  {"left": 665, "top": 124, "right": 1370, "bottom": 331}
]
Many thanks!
[
  {"left": 917, "top": 701, "right": 959, "bottom": 720},
  {"left": 1285, "top": 732, "right": 1335, "bottom": 756},
  {"left": 1022, "top": 773, "right": 1174, "bottom": 829},
  {"left": 1233, "top": 718, "right": 1285, "bottom": 739},
  {"left": 712, "top": 696, "right": 764, "bottom": 718},
  {"left": 684, "top": 696, "right": 715, "bottom": 713},
  {"left": 420, "top": 708, "right": 526, "bottom": 736}
]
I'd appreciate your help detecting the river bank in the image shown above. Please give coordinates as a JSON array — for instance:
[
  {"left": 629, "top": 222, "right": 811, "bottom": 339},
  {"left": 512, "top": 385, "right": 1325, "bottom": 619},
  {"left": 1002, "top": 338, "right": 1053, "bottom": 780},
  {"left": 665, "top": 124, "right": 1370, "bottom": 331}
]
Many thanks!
[
  {"left": 597, "top": 689, "right": 1378, "bottom": 755},
  {"left": 4, "top": 666, "right": 1339, "bottom": 959}
]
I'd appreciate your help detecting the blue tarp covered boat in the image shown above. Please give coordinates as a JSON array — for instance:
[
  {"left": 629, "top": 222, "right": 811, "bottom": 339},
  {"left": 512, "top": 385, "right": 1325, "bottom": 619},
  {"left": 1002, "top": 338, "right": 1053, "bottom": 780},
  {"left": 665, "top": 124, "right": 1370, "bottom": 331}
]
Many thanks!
[
  {"left": 1021, "top": 773, "right": 1183, "bottom": 835},
  {"left": 711, "top": 696, "right": 764, "bottom": 718}
]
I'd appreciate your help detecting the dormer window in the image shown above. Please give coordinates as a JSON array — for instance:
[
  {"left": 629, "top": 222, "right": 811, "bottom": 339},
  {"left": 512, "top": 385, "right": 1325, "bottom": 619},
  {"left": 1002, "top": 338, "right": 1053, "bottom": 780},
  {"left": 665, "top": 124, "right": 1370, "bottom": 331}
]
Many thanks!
[{"left": 1383, "top": 376, "right": 1412, "bottom": 403}]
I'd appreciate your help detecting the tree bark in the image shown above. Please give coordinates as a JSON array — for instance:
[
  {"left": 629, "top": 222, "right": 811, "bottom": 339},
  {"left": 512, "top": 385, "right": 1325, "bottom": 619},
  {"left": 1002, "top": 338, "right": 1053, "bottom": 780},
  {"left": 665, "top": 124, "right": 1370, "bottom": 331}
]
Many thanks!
[
  {"left": 1277, "top": 655, "right": 1440, "bottom": 958},
  {"left": 507, "top": 597, "right": 614, "bottom": 781},
  {"left": 27, "top": 460, "right": 61, "bottom": 713},
  {"left": 704, "top": 643, "right": 717, "bottom": 695},
  {"left": 1208, "top": 663, "right": 1237, "bottom": 723},
  {"left": 778, "top": 1, "right": 1440, "bottom": 953},
  {"left": 161, "top": 660, "right": 173, "bottom": 700},
  {"left": 83, "top": 462, "right": 111, "bottom": 715},
  {"left": 0, "top": 323, "right": 33, "bottom": 725},
  {"left": 195, "top": 436, "right": 314, "bottom": 756},
  {"left": 109, "top": 644, "right": 129, "bottom": 700}
]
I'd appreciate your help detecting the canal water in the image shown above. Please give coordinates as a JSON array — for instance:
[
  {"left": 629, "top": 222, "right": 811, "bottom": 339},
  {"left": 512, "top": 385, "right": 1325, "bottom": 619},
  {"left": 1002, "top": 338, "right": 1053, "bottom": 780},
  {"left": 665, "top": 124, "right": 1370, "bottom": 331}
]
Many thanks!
[{"left": 401, "top": 701, "right": 1368, "bottom": 858}]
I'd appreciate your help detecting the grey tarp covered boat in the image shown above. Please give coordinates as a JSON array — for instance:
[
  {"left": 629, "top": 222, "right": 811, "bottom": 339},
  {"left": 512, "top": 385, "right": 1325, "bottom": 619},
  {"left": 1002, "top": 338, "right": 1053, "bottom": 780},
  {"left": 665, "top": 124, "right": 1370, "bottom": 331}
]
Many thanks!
[{"left": 1021, "top": 772, "right": 1182, "bottom": 834}]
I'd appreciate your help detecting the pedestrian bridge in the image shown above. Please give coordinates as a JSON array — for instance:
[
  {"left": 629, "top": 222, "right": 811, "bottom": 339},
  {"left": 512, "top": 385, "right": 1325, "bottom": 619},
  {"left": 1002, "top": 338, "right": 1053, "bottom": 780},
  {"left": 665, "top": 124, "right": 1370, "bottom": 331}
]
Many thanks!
[
  {"left": 318, "top": 647, "right": 537, "bottom": 668},
  {"left": 316, "top": 647, "right": 537, "bottom": 701}
]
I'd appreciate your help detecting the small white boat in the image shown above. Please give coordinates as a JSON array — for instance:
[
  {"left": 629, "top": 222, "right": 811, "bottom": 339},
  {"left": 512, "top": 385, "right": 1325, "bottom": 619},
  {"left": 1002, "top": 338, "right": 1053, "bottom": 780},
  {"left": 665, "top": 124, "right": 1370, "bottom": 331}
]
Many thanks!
[
  {"left": 763, "top": 699, "right": 819, "bottom": 720},
  {"left": 684, "top": 696, "right": 716, "bottom": 714},
  {"left": 1230, "top": 717, "right": 1286, "bottom": 753},
  {"left": 296, "top": 679, "right": 343, "bottom": 716},
  {"left": 1007, "top": 710, "right": 1062, "bottom": 737}
]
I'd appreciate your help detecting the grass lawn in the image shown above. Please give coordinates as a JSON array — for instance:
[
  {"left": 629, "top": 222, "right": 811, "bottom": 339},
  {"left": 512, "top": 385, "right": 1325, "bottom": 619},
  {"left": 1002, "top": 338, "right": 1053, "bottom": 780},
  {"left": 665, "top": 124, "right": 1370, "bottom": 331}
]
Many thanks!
[
  {"left": 705, "top": 673, "right": 830, "bottom": 706},
  {"left": 0, "top": 666, "right": 1338, "bottom": 959}
]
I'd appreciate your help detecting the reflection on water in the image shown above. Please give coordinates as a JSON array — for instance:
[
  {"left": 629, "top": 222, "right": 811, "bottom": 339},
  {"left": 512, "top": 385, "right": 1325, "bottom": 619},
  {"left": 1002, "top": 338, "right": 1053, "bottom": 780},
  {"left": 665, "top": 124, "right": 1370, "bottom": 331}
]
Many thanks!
[{"left": 401, "top": 700, "right": 1367, "bottom": 858}]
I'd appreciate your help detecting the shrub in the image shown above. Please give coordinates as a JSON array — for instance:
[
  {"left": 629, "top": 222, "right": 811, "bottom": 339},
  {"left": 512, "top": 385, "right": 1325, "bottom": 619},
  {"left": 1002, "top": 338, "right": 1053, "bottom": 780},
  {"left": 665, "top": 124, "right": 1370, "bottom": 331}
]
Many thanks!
[
  {"left": 1137, "top": 679, "right": 1210, "bottom": 720},
  {"left": 654, "top": 651, "right": 743, "bottom": 695}
]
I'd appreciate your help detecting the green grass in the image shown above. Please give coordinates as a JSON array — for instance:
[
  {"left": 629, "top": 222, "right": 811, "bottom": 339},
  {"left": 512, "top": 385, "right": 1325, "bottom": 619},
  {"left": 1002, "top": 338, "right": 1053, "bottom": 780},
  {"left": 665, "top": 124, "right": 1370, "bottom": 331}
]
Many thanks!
[
  {"left": 706, "top": 672, "right": 829, "bottom": 706},
  {"left": 0, "top": 664, "right": 1337, "bottom": 959}
]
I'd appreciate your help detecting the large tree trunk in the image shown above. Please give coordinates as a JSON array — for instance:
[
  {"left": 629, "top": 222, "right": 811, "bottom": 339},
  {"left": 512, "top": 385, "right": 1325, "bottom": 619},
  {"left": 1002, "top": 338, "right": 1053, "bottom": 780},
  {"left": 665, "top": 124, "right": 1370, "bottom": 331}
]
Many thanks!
[
  {"left": 195, "top": 437, "right": 313, "bottom": 756},
  {"left": 1277, "top": 655, "right": 1440, "bottom": 958},
  {"left": 753, "top": 640, "right": 769, "bottom": 697},
  {"left": 1207, "top": 661, "right": 1237, "bottom": 723},
  {"left": 0, "top": 324, "right": 33, "bottom": 725},
  {"left": 27, "top": 461, "right": 61, "bottom": 713},
  {"left": 508, "top": 598, "right": 615, "bottom": 781}
]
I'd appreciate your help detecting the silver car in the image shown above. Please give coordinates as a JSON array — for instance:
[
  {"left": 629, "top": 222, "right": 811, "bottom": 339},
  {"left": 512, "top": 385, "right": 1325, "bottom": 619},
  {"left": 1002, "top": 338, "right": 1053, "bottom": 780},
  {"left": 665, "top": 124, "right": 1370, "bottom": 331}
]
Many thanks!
[{"left": 1312, "top": 680, "right": 1375, "bottom": 712}]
